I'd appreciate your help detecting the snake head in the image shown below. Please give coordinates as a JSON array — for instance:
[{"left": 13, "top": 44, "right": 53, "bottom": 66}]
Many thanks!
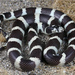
[
  {"left": 51, "top": 25, "right": 64, "bottom": 33},
  {"left": 45, "top": 25, "right": 64, "bottom": 35}
]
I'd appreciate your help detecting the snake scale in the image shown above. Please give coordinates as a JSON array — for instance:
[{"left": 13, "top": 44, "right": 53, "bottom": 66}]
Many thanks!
[{"left": 0, "top": 7, "right": 75, "bottom": 71}]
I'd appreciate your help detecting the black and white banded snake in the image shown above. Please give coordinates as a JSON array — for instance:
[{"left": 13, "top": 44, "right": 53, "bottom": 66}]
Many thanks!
[{"left": 0, "top": 7, "right": 75, "bottom": 71}]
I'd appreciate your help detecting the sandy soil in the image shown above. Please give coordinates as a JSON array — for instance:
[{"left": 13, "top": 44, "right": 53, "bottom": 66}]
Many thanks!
[{"left": 0, "top": 0, "right": 75, "bottom": 75}]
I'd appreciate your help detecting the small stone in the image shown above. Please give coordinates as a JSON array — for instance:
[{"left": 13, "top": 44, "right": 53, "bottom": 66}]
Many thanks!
[{"left": 63, "top": 70, "right": 66, "bottom": 73}]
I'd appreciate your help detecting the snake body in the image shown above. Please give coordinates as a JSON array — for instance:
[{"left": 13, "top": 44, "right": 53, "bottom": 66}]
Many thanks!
[{"left": 0, "top": 7, "right": 75, "bottom": 71}]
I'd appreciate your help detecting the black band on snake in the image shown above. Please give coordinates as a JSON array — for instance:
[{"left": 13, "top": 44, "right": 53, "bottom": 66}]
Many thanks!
[{"left": 0, "top": 7, "right": 75, "bottom": 71}]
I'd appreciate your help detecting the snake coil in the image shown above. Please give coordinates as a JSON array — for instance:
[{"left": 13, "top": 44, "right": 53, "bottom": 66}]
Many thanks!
[{"left": 0, "top": 7, "right": 75, "bottom": 71}]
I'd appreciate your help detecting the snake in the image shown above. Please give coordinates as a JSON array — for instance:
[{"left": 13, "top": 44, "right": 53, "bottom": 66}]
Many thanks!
[{"left": 0, "top": 7, "right": 75, "bottom": 71}]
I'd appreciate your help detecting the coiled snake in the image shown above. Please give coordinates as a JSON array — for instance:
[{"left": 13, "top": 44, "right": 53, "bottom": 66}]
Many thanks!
[{"left": 0, "top": 7, "right": 75, "bottom": 71}]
